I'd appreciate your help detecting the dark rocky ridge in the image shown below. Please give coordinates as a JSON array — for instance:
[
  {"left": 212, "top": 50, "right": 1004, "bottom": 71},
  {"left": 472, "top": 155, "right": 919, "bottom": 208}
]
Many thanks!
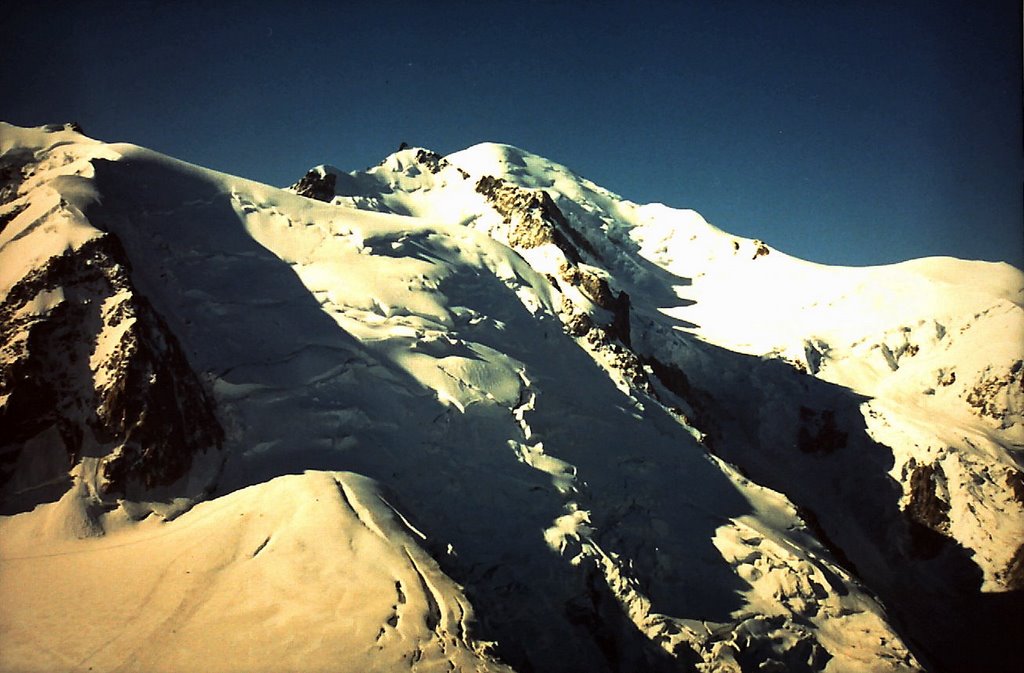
[
  {"left": 292, "top": 168, "right": 337, "bottom": 202},
  {"left": 557, "top": 263, "right": 631, "bottom": 347},
  {"left": 903, "top": 461, "right": 952, "bottom": 559},
  {"left": 475, "top": 175, "right": 584, "bottom": 262},
  {"left": 414, "top": 149, "right": 450, "bottom": 175},
  {"left": 475, "top": 174, "right": 634, "bottom": 351},
  {"left": 0, "top": 231, "right": 222, "bottom": 512}
]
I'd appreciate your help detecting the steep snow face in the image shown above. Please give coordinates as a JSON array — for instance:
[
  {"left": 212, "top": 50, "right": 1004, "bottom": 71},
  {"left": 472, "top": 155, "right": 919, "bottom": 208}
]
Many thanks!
[
  {"left": 302, "top": 141, "right": 1024, "bottom": 672},
  {"left": 624, "top": 201, "right": 1024, "bottom": 591}
]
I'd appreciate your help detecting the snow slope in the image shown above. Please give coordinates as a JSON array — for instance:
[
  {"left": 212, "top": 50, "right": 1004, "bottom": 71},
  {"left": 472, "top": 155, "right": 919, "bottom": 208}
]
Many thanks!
[
  {"left": 2, "top": 123, "right": 1020, "bottom": 672},
  {"left": 296, "top": 141, "right": 1024, "bottom": 671},
  {"left": 0, "top": 471, "right": 511, "bottom": 673},
  {"left": 314, "top": 139, "right": 1024, "bottom": 583}
]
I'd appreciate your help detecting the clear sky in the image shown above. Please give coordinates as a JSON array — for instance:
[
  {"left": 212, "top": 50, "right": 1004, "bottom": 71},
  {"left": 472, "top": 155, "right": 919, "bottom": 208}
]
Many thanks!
[{"left": 3, "top": 1, "right": 1021, "bottom": 268}]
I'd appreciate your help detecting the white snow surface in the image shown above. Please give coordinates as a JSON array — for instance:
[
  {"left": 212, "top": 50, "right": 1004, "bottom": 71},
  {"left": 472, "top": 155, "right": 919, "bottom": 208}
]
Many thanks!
[
  {"left": 322, "top": 140, "right": 1024, "bottom": 591},
  {"left": 0, "top": 471, "right": 511, "bottom": 673},
  {"left": 2, "top": 124, "right": 1021, "bottom": 672}
]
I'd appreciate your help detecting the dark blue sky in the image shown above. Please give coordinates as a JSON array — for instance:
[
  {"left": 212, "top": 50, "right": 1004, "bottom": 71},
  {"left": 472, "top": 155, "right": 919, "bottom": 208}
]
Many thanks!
[{"left": 3, "top": 1, "right": 1021, "bottom": 267}]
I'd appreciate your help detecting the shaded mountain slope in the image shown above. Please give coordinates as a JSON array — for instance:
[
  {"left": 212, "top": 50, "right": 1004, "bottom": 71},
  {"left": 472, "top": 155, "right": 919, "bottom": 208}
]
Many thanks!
[{"left": 1, "top": 123, "right": 1020, "bottom": 672}]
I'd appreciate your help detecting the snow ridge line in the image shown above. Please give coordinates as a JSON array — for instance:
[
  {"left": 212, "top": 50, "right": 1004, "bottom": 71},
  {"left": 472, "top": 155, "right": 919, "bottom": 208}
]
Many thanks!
[
  {"left": 377, "top": 494, "right": 428, "bottom": 541},
  {"left": 402, "top": 548, "right": 444, "bottom": 634},
  {"left": 332, "top": 476, "right": 388, "bottom": 542}
]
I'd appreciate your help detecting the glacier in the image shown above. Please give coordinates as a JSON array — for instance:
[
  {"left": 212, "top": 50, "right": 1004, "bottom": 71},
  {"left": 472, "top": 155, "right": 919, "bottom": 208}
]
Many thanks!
[{"left": 1, "top": 122, "right": 1021, "bottom": 673}]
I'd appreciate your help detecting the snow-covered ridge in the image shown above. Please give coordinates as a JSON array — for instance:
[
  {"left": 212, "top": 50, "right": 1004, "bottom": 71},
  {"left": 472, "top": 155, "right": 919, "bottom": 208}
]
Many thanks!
[{"left": 1, "top": 122, "right": 1021, "bottom": 672}]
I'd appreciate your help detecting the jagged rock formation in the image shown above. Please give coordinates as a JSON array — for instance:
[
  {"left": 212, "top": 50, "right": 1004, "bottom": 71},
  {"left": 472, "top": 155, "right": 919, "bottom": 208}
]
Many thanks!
[
  {"left": 291, "top": 167, "right": 337, "bottom": 202},
  {"left": 903, "top": 461, "right": 952, "bottom": 559},
  {"left": 558, "top": 263, "right": 632, "bottom": 346},
  {"left": 475, "top": 175, "right": 583, "bottom": 258},
  {"left": 414, "top": 149, "right": 449, "bottom": 174},
  {"left": 965, "top": 359, "right": 1024, "bottom": 424}
]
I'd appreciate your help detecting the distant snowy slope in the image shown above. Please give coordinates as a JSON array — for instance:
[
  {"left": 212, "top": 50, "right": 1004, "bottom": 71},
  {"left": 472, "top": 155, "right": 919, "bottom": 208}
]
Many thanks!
[
  {"left": 1, "top": 123, "right": 1020, "bottom": 673},
  {"left": 620, "top": 201, "right": 1024, "bottom": 584}
]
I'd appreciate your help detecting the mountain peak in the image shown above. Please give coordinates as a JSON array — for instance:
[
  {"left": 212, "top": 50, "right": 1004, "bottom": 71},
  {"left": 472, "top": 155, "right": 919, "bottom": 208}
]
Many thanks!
[{"left": 2, "top": 123, "right": 1022, "bottom": 673}]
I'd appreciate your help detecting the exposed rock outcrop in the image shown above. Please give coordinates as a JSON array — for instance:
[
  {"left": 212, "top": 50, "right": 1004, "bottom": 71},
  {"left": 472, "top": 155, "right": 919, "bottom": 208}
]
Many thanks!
[
  {"left": 475, "top": 175, "right": 584, "bottom": 261},
  {"left": 964, "top": 360, "right": 1024, "bottom": 427},
  {"left": 291, "top": 168, "right": 337, "bottom": 202},
  {"left": 0, "top": 232, "right": 222, "bottom": 512},
  {"left": 903, "top": 461, "right": 951, "bottom": 559},
  {"left": 558, "top": 263, "right": 632, "bottom": 347},
  {"left": 414, "top": 149, "right": 449, "bottom": 174},
  {"left": 475, "top": 174, "right": 636, "bottom": 360},
  {"left": 752, "top": 240, "right": 770, "bottom": 260}
]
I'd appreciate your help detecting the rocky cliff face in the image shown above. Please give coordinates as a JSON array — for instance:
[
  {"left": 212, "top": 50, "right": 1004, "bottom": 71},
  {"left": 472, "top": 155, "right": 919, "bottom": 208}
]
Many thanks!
[
  {"left": 290, "top": 167, "right": 337, "bottom": 202},
  {"left": 0, "top": 127, "right": 222, "bottom": 515}
]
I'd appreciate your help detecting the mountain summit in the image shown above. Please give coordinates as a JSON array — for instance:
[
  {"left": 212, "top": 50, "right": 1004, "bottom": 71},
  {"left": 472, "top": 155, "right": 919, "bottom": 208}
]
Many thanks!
[{"left": 1, "top": 123, "right": 1021, "bottom": 673}]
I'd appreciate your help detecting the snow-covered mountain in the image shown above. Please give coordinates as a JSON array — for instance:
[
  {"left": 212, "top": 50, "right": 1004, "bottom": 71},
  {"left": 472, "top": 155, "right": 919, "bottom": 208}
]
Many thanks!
[{"left": 1, "top": 122, "right": 1021, "bottom": 673}]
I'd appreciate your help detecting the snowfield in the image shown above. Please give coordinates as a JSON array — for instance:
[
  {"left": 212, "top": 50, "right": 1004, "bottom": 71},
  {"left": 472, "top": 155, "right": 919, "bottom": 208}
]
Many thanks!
[
  {"left": 1, "top": 471, "right": 513, "bottom": 673},
  {"left": 1, "top": 123, "right": 1021, "bottom": 672}
]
